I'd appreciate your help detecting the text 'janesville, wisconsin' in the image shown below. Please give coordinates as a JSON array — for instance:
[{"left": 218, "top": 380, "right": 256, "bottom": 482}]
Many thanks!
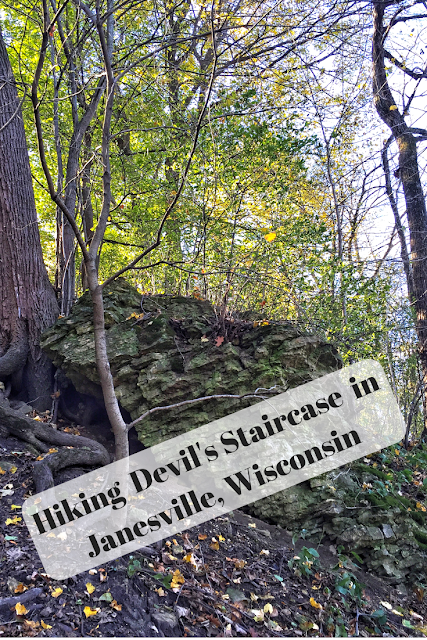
[{"left": 23, "top": 360, "right": 405, "bottom": 579}]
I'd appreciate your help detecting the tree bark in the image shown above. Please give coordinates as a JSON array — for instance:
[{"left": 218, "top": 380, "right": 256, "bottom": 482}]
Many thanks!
[
  {"left": 0, "top": 29, "right": 58, "bottom": 410},
  {"left": 373, "top": 1, "right": 427, "bottom": 430}
]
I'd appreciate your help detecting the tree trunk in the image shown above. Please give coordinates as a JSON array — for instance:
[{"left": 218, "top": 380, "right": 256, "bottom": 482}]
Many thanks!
[
  {"left": 0, "top": 29, "right": 58, "bottom": 410},
  {"left": 373, "top": 2, "right": 427, "bottom": 431}
]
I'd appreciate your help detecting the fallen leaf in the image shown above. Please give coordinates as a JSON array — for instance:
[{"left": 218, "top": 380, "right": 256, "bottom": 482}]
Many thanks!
[
  {"left": 23, "top": 620, "right": 39, "bottom": 630},
  {"left": 410, "top": 610, "right": 423, "bottom": 620},
  {"left": 111, "top": 600, "right": 122, "bottom": 611},
  {"left": 234, "top": 559, "right": 246, "bottom": 569},
  {"left": 0, "top": 467, "right": 5, "bottom": 475},
  {"left": 51, "top": 587, "right": 63, "bottom": 598},
  {"left": 99, "top": 592, "right": 113, "bottom": 602},
  {"left": 200, "top": 336, "right": 209, "bottom": 342},
  {"left": 156, "top": 587, "right": 166, "bottom": 597},
  {"left": 215, "top": 336, "right": 224, "bottom": 347},
  {"left": 260, "top": 549, "right": 270, "bottom": 556},
  {"left": 210, "top": 541, "right": 220, "bottom": 551},
  {"left": 263, "top": 603, "right": 273, "bottom": 614},
  {"left": 11, "top": 505, "right": 21, "bottom": 510},
  {"left": 171, "top": 569, "right": 185, "bottom": 590},
  {"left": 10, "top": 465, "right": 17, "bottom": 474},
  {"left": 88, "top": 569, "right": 97, "bottom": 575},
  {"left": 14, "top": 583, "right": 27, "bottom": 594},
  {"left": 86, "top": 582, "right": 95, "bottom": 594},
  {"left": 218, "top": 534, "right": 225, "bottom": 542},
  {"left": 380, "top": 601, "right": 392, "bottom": 610},
  {"left": 41, "top": 620, "right": 52, "bottom": 629},
  {"left": 251, "top": 609, "right": 264, "bottom": 622},
  {"left": 5, "top": 516, "right": 21, "bottom": 525},
  {"left": 389, "top": 105, "right": 398, "bottom": 111},
  {"left": 198, "top": 533, "right": 207, "bottom": 540},
  {"left": 84, "top": 606, "right": 98, "bottom": 617},
  {"left": 15, "top": 602, "right": 27, "bottom": 616},
  {"left": 310, "top": 597, "right": 322, "bottom": 610},
  {"left": 36, "top": 456, "right": 44, "bottom": 461},
  {"left": 248, "top": 523, "right": 256, "bottom": 528}
]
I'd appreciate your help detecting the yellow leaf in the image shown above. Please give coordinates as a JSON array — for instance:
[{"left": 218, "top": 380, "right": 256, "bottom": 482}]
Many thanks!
[
  {"left": 15, "top": 602, "right": 27, "bottom": 616},
  {"left": 48, "top": 449, "right": 58, "bottom": 454},
  {"left": 0, "top": 467, "right": 5, "bottom": 475},
  {"left": 264, "top": 603, "right": 273, "bottom": 614},
  {"left": 170, "top": 569, "right": 185, "bottom": 590},
  {"left": 310, "top": 597, "right": 323, "bottom": 610},
  {"left": 156, "top": 587, "right": 166, "bottom": 597},
  {"left": 86, "top": 582, "right": 95, "bottom": 594},
  {"left": 41, "top": 620, "right": 52, "bottom": 629},
  {"left": 395, "top": 449, "right": 400, "bottom": 455},
  {"left": 11, "top": 505, "right": 21, "bottom": 510},
  {"left": 5, "top": 516, "right": 21, "bottom": 525},
  {"left": 84, "top": 606, "right": 98, "bottom": 617},
  {"left": 36, "top": 455, "right": 44, "bottom": 461},
  {"left": 111, "top": 600, "right": 122, "bottom": 611},
  {"left": 51, "top": 587, "right": 63, "bottom": 598},
  {"left": 389, "top": 105, "right": 398, "bottom": 111},
  {"left": 218, "top": 534, "right": 225, "bottom": 542},
  {"left": 210, "top": 541, "right": 220, "bottom": 551},
  {"left": 264, "top": 232, "right": 276, "bottom": 242},
  {"left": 10, "top": 465, "right": 17, "bottom": 474}
]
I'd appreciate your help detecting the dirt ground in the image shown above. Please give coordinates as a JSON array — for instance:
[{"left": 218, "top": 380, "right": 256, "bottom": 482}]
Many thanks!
[{"left": 0, "top": 424, "right": 427, "bottom": 638}]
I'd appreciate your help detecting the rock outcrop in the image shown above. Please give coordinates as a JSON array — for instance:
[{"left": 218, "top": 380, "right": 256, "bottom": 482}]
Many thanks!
[
  {"left": 249, "top": 462, "right": 427, "bottom": 590},
  {"left": 41, "top": 279, "right": 340, "bottom": 446}
]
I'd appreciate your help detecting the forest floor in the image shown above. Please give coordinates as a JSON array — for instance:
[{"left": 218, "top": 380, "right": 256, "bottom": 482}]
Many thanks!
[{"left": 0, "top": 420, "right": 427, "bottom": 638}]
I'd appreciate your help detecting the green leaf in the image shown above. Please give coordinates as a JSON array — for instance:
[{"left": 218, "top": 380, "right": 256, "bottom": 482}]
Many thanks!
[{"left": 99, "top": 592, "right": 113, "bottom": 602}]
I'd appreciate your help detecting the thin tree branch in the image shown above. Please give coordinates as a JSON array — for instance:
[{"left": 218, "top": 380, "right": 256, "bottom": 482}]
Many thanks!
[
  {"left": 102, "top": 9, "right": 219, "bottom": 287},
  {"left": 127, "top": 387, "right": 282, "bottom": 431}
]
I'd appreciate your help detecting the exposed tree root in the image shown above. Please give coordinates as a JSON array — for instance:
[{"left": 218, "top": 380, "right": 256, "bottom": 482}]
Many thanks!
[
  {"left": 0, "top": 319, "right": 28, "bottom": 378},
  {"left": 0, "top": 400, "right": 110, "bottom": 492}
]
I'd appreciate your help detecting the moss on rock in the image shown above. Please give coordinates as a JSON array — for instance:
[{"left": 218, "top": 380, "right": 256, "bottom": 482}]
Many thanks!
[{"left": 41, "top": 278, "right": 341, "bottom": 446}]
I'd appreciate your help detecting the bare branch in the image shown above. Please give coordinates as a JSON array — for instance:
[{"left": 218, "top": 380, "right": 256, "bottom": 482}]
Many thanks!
[
  {"left": 383, "top": 49, "right": 427, "bottom": 80},
  {"left": 127, "top": 387, "right": 282, "bottom": 431}
]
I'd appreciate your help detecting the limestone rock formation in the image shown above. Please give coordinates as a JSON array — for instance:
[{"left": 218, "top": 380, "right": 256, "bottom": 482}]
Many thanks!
[
  {"left": 249, "top": 463, "right": 427, "bottom": 589},
  {"left": 41, "top": 278, "right": 341, "bottom": 446}
]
